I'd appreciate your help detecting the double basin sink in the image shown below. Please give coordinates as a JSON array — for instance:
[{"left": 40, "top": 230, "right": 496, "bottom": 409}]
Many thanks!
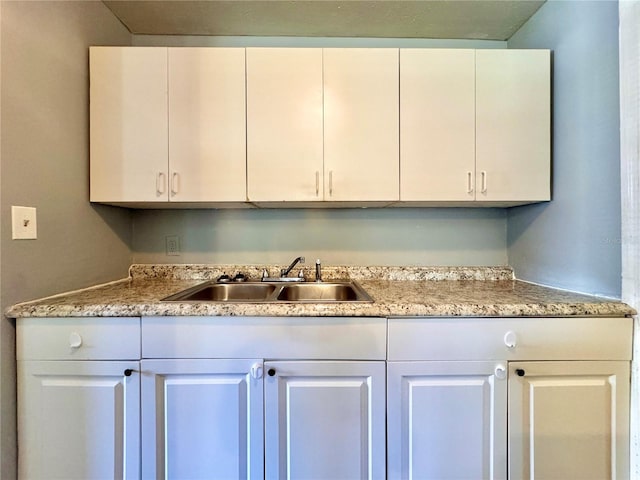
[{"left": 162, "top": 280, "right": 373, "bottom": 303}]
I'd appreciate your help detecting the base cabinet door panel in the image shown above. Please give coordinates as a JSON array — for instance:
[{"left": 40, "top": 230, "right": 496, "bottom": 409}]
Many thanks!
[
  {"left": 387, "top": 361, "right": 507, "bottom": 480},
  {"left": 141, "top": 359, "right": 264, "bottom": 480},
  {"left": 18, "top": 360, "right": 140, "bottom": 480},
  {"left": 264, "top": 360, "right": 386, "bottom": 479},
  {"left": 508, "top": 361, "right": 630, "bottom": 480}
]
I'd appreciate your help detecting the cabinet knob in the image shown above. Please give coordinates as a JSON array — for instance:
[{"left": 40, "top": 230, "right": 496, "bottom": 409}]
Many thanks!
[
  {"left": 69, "top": 332, "right": 83, "bottom": 349},
  {"left": 268, "top": 368, "right": 276, "bottom": 377},
  {"left": 515, "top": 368, "right": 526, "bottom": 377},
  {"left": 124, "top": 369, "right": 134, "bottom": 377},
  {"left": 250, "top": 363, "right": 264, "bottom": 380},
  {"left": 504, "top": 331, "right": 517, "bottom": 349},
  {"left": 494, "top": 364, "right": 507, "bottom": 380}
]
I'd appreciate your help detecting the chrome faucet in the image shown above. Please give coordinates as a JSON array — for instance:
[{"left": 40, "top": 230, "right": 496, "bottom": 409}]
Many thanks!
[
  {"left": 281, "top": 256, "right": 305, "bottom": 277},
  {"left": 315, "top": 259, "right": 323, "bottom": 282}
]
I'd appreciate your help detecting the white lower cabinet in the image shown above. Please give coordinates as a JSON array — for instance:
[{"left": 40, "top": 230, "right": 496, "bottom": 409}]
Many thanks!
[
  {"left": 17, "top": 316, "right": 632, "bottom": 480},
  {"left": 509, "top": 361, "right": 630, "bottom": 480},
  {"left": 387, "top": 317, "right": 632, "bottom": 480},
  {"left": 16, "top": 317, "right": 142, "bottom": 480},
  {"left": 264, "top": 360, "right": 386, "bottom": 479},
  {"left": 141, "top": 359, "right": 264, "bottom": 480},
  {"left": 387, "top": 361, "right": 507, "bottom": 480},
  {"left": 140, "top": 316, "right": 387, "bottom": 480},
  {"left": 18, "top": 360, "right": 140, "bottom": 480}
]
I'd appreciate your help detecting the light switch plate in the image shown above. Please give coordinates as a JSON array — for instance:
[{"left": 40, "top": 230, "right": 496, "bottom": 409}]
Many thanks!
[{"left": 12, "top": 206, "right": 37, "bottom": 240}]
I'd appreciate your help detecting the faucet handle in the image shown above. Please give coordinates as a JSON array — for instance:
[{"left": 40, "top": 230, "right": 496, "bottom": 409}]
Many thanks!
[{"left": 261, "top": 269, "right": 269, "bottom": 280}]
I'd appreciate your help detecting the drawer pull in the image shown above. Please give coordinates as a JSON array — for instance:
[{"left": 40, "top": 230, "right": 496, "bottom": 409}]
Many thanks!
[
  {"left": 515, "top": 368, "right": 526, "bottom": 377},
  {"left": 69, "top": 332, "right": 82, "bottom": 349},
  {"left": 124, "top": 369, "right": 135, "bottom": 377},
  {"left": 504, "top": 331, "right": 517, "bottom": 349},
  {"left": 268, "top": 368, "right": 276, "bottom": 377}
]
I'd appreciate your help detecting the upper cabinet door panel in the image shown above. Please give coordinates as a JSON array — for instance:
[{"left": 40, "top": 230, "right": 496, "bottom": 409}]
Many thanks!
[
  {"left": 168, "top": 48, "right": 247, "bottom": 202},
  {"left": 400, "top": 49, "right": 476, "bottom": 201},
  {"left": 323, "top": 48, "right": 400, "bottom": 202},
  {"left": 476, "top": 50, "right": 551, "bottom": 202},
  {"left": 246, "top": 48, "right": 324, "bottom": 202},
  {"left": 90, "top": 47, "right": 168, "bottom": 202}
]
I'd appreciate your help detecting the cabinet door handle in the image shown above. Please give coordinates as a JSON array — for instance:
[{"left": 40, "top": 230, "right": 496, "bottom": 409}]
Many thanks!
[
  {"left": 267, "top": 368, "right": 276, "bottom": 377},
  {"left": 515, "top": 368, "right": 526, "bottom": 377},
  {"left": 250, "top": 362, "right": 263, "bottom": 380},
  {"left": 481, "top": 171, "right": 487, "bottom": 194},
  {"left": 156, "top": 172, "right": 166, "bottom": 195},
  {"left": 315, "top": 171, "right": 320, "bottom": 197},
  {"left": 171, "top": 172, "right": 180, "bottom": 196},
  {"left": 467, "top": 171, "right": 474, "bottom": 194},
  {"left": 124, "top": 369, "right": 136, "bottom": 377},
  {"left": 494, "top": 364, "right": 507, "bottom": 380},
  {"left": 329, "top": 171, "right": 333, "bottom": 196}
]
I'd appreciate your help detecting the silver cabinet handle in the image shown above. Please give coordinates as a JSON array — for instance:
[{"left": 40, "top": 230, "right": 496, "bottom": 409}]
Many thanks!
[
  {"left": 156, "top": 172, "right": 166, "bottom": 195},
  {"left": 467, "top": 171, "right": 474, "bottom": 194},
  {"left": 315, "top": 171, "right": 320, "bottom": 197},
  {"left": 329, "top": 171, "right": 333, "bottom": 196},
  {"left": 171, "top": 172, "right": 180, "bottom": 196},
  {"left": 481, "top": 171, "right": 488, "bottom": 194}
]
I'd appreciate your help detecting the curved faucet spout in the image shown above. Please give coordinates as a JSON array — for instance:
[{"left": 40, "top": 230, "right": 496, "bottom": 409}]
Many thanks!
[{"left": 281, "top": 256, "right": 305, "bottom": 277}]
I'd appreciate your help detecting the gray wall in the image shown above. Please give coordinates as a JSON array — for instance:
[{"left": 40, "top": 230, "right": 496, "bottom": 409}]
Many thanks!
[
  {"left": 133, "top": 208, "right": 508, "bottom": 266},
  {"left": 507, "top": 0, "right": 622, "bottom": 297},
  {"left": 0, "top": 2, "right": 132, "bottom": 477},
  {"left": 131, "top": 35, "right": 510, "bottom": 268}
]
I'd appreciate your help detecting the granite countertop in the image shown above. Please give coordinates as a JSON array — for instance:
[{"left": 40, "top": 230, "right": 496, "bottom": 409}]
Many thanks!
[{"left": 5, "top": 264, "right": 636, "bottom": 318}]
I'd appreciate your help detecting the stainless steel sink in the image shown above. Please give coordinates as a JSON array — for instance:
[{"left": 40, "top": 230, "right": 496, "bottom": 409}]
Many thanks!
[
  {"left": 276, "top": 283, "right": 372, "bottom": 302},
  {"left": 162, "top": 280, "right": 372, "bottom": 303},
  {"left": 162, "top": 282, "right": 277, "bottom": 302}
]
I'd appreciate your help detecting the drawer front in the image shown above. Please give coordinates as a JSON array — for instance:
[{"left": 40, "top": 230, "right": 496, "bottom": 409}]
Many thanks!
[
  {"left": 142, "top": 316, "right": 387, "bottom": 360},
  {"left": 388, "top": 317, "right": 633, "bottom": 361},
  {"left": 17, "top": 317, "right": 141, "bottom": 360}
]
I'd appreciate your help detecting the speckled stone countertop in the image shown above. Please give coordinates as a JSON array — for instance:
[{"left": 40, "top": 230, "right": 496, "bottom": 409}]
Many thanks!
[{"left": 5, "top": 264, "right": 635, "bottom": 318}]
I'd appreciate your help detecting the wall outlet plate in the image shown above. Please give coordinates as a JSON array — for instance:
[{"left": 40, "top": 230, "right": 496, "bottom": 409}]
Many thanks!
[
  {"left": 166, "top": 235, "right": 181, "bottom": 256},
  {"left": 12, "top": 206, "right": 37, "bottom": 240}
]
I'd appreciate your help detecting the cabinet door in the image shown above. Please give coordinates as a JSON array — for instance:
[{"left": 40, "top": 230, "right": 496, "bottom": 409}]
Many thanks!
[
  {"left": 168, "top": 48, "right": 246, "bottom": 202},
  {"left": 90, "top": 47, "right": 168, "bottom": 202},
  {"left": 18, "top": 360, "right": 140, "bottom": 480},
  {"left": 476, "top": 50, "right": 550, "bottom": 202},
  {"left": 265, "top": 360, "right": 386, "bottom": 479},
  {"left": 387, "top": 361, "right": 507, "bottom": 480},
  {"left": 141, "top": 359, "right": 264, "bottom": 480},
  {"left": 509, "top": 361, "right": 630, "bottom": 480},
  {"left": 246, "top": 48, "right": 323, "bottom": 201},
  {"left": 324, "top": 48, "right": 400, "bottom": 201},
  {"left": 400, "top": 49, "right": 476, "bottom": 201}
]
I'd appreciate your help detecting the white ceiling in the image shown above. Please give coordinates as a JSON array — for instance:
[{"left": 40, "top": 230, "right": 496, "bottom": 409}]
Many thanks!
[{"left": 103, "top": 0, "right": 546, "bottom": 40}]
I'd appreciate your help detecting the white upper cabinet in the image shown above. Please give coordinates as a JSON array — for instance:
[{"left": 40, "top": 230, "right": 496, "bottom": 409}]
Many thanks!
[
  {"left": 90, "top": 47, "right": 246, "bottom": 204},
  {"left": 90, "top": 47, "right": 550, "bottom": 207},
  {"left": 168, "top": 48, "right": 246, "bottom": 202},
  {"left": 324, "top": 48, "right": 400, "bottom": 201},
  {"left": 246, "top": 48, "right": 324, "bottom": 202},
  {"left": 400, "top": 49, "right": 476, "bottom": 201},
  {"left": 90, "top": 47, "right": 168, "bottom": 202},
  {"left": 476, "top": 50, "right": 551, "bottom": 202}
]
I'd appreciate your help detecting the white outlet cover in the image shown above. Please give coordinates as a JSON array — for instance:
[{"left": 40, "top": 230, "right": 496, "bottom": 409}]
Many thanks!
[{"left": 12, "top": 206, "right": 37, "bottom": 240}]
